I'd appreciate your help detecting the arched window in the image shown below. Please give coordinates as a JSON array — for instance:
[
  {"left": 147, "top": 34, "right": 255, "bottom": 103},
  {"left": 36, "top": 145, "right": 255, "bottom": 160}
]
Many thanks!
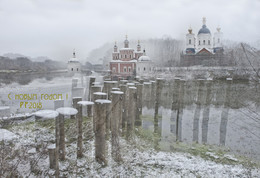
[
  {"left": 203, "top": 40, "right": 205, "bottom": 45},
  {"left": 128, "top": 67, "right": 131, "bottom": 72},
  {"left": 124, "top": 66, "right": 127, "bottom": 72},
  {"left": 199, "top": 41, "right": 200, "bottom": 45},
  {"left": 144, "top": 67, "right": 146, "bottom": 71},
  {"left": 208, "top": 40, "right": 210, "bottom": 45},
  {"left": 189, "top": 39, "right": 191, "bottom": 44},
  {"left": 121, "top": 55, "right": 122, "bottom": 58},
  {"left": 71, "top": 68, "right": 73, "bottom": 71},
  {"left": 125, "top": 55, "right": 127, "bottom": 58}
]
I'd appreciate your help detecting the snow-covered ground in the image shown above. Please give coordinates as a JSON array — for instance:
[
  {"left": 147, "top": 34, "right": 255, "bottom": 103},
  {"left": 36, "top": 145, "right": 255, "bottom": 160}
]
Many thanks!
[{"left": 1, "top": 117, "right": 259, "bottom": 177}]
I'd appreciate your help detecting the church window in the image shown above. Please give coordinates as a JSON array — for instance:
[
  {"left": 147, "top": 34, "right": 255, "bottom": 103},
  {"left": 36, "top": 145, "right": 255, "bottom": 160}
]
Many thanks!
[
  {"left": 121, "top": 55, "right": 122, "bottom": 58},
  {"left": 199, "top": 41, "right": 200, "bottom": 45},
  {"left": 125, "top": 55, "right": 127, "bottom": 58},
  {"left": 144, "top": 67, "right": 146, "bottom": 71},
  {"left": 77, "top": 68, "right": 78, "bottom": 71},
  {"left": 189, "top": 39, "right": 191, "bottom": 44},
  {"left": 138, "top": 67, "right": 140, "bottom": 71},
  {"left": 203, "top": 40, "right": 205, "bottom": 45},
  {"left": 130, "top": 54, "right": 131, "bottom": 58},
  {"left": 124, "top": 67, "right": 127, "bottom": 72},
  {"left": 208, "top": 40, "right": 210, "bottom": 45},
  {"left": 128, "top": 67, "right": 131, "bottom": 72},
  {"left": 218, "top": 38, "right": 220, "bottom": 43},
  {"left": 71, "top": 68, "right": 73, "bottom": 71}
]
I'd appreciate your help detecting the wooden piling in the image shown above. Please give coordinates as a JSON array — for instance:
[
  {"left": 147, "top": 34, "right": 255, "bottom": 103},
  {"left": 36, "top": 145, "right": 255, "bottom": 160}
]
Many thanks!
[
  {"left": 119, "top": 85, "right": 127, "bottom": 135},
  {"left": 48, "top": 144, "right": 56, "bottom": 169},
  {"left": 55, "top": 114, "right": 60, "bottom": 177},
  {"left": 135, "top": 84, "right": 143, "bottom": 126},
  {"left": 111, "top": 91, "right": 124, "bottom": 162},
  {"left": 54, "top": 99, "right": 64, "bottom": 110},
  {"left": 58, "top": 114, "right": 65, "bottom": 161},
  {"left": 94, "top": 99, "right": 111, "bottom": 166},
  {"left": 126, "top": 87, "right": 137, "bottom": 140},
  {"left": 88, "top": 77, "right": 96, "bottom": 100},
  {"left": 76, "top": 100, "right": 83, "bottom": 158}
]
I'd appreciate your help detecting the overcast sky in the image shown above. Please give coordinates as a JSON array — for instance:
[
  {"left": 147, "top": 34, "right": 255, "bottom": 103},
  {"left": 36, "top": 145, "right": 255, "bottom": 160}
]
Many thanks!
[{"left": 0, "top": 0, "right": 259, "bottom": 61}]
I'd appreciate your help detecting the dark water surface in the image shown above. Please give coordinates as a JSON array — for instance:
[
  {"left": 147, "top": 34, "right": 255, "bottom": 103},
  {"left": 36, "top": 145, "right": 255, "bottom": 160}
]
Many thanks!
[{"left": 141, "top": 79, "right": 260, "bottom": 161}]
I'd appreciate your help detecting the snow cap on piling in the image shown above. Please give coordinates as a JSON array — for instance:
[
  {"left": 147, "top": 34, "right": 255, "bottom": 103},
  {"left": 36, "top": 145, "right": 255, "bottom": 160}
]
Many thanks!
[
  {"left": 56, "top": 107, "right": 78, "bottom": 116},
  {"left": 111, "top": 91, "right": 124, "bottom": 95},
  {"left": 77, "top": 101, "right": 94, "bottom": 106},
  {"left": 34, "top": 110, "right": 59, "bottom": 119},
  {"left": 95, "top": 99, "right": 111, "bottom": 104}
]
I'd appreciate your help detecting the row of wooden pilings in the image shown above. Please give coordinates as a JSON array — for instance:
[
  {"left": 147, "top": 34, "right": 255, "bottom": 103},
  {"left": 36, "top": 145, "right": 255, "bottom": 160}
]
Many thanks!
[{"left": 47, "top": 77, "right": 164, "bottom": 177}]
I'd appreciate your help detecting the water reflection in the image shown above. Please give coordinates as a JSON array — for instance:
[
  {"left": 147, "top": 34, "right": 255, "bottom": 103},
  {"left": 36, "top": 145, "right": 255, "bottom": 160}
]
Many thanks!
[
  {"left": 142, "top": 79, "right": 260, "bottom": 161},
  {"left": 0, "top": 72, "right": 68, "bottom": 86}
]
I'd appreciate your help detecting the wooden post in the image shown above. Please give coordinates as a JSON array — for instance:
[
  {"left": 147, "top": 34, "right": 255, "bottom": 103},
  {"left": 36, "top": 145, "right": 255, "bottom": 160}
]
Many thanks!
[
  {"left": 55, "top": 114, "right": 60, "bottom": 177},
  {"left": 56, "top": 107, "right": 78, "bottom": 162},
  {"left": 93, "top": 92, "right": 107, "bottom": 132},
  {"left": 88, "top": 77, "right": 96, "bottom": 100},
  {"left": 90, "top": 86, "right": 102, "bottom": 101},
  {"left": 58, "top": 114, "right": 65, "bottom": 161},
  {"left": 103, "top": 82, "right": 117, "bottom": 139},
  {"left": 126, "top": 87, "right": 137, "bottom": 140},
  {"left": 54, "top": 99, "right": 64, "bottom": 110},
  {"left": 48, "top": 144, "right": 56, "bottom": 169},
  {"left": 76, "top": 101, "right": 83, "bottom": 158},
  {"left": 103, "top": 81, "right": 118, "bottom": 99},
  {"left": 87, "top": 86, "right": 101, "bottom": 117},
  {"left": 72, "top": 97, "right": 82, "bottom": 119},
  {"left": 119, "top": 85, "right": 127, "bottom": 135},
  {"left": 111, "top": 91, "right": 124, "bottom": 162},
  {"left": 135, "top": 84, "right": 143, "bottom": 126},
  {"left": 94, "top": 99, "right": 111, "bottom": 166}
]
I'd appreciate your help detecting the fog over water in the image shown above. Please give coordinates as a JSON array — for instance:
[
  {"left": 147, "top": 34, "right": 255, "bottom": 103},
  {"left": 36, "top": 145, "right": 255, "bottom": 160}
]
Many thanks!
[{"left": 0, "top": 0, "right": 260, "bottom": 61}]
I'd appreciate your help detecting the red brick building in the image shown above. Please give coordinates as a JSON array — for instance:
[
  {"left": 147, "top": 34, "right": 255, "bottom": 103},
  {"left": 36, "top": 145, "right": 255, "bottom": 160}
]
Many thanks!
[{"left": 110, "top": 36, "right": 143, "bottom": 80}]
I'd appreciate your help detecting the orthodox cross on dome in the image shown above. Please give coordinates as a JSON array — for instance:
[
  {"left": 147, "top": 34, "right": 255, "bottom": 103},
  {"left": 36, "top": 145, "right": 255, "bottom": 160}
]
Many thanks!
[
  {"left": 188, "top": 26, "right": 192, "bottom": 34},
  {"left": 203, "top": 17, "right": 206, "bottom": 25},
  {"left": 217, "top": 26, "right": 221, "bottom": 32},
  {"left": 73, "top": 49, "right": 76, "bottom": 58}
]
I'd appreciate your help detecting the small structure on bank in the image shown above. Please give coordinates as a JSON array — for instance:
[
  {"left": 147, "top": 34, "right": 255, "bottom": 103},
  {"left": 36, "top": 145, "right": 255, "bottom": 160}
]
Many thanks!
[
  {"left": 110, "top": 36, "right": 153, "bottom": 80},
  {"left": 180, "top": 17, "right": 226, "bottom": 66},
  {"left": 136, "top": 49, "right": 154, "bottom": 77},
  {"left": 68, "top": 50, "right": 81, "bottom": 73}
]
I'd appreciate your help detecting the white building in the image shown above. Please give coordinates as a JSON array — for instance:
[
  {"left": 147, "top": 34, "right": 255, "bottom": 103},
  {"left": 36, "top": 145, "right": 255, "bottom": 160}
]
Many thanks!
[
  {"left": 184, "top": 17, "right": 223, "bottom": 54},
  {"left": 68, "top": 50, "right": 81, "bottom": 73},
  {"left": 136, "top": 49, "right": 154, "bottom": 77}
]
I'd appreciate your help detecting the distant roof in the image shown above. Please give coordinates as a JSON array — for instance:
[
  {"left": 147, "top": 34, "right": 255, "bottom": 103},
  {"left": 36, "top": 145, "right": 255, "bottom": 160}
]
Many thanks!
[
  {"left": 138, "top": 55, "right": 151, "bottom": 61},
  {"left": 120, "top": 48, "right": 134, "bottom": 51},
  {"left": 69, "top": 57, "right": 79, "bottom": 62},
  {"left": 198, "top": 25, "right": 211, "bottom": 35}
]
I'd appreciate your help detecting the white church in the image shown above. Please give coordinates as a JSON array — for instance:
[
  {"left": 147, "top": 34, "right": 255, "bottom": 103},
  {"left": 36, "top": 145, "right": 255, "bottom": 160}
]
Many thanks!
[
  {"left": 180, "top": 17, "right": 225, "bottom": 66},
  {"left": 67, "top": 50, "right": 81, "bottom": 73}
]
